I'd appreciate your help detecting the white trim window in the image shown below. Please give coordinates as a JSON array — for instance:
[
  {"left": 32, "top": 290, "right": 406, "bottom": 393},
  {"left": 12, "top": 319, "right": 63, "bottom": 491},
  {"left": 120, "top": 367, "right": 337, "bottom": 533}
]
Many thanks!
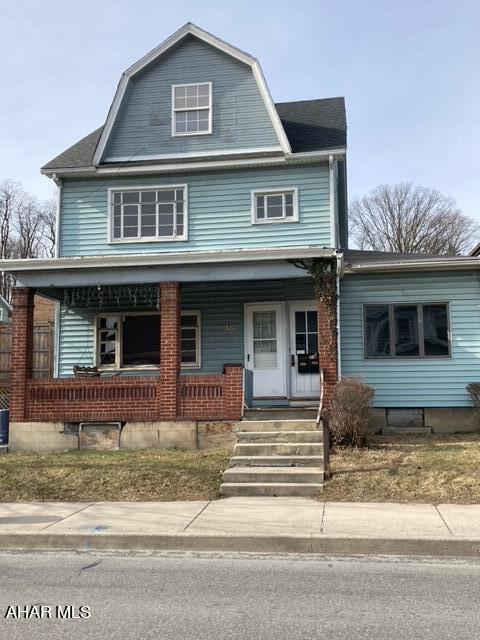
[
  {"left": 109, "top": 186, "right": 187, "bottom": 243},
  {"left": 172, "top": 82, "right": 212, "bottom": 136},
  {"left": 96, "top": 311, "right": 201, "bottom": 370},
  {"left": 251, "top": 188, "right": 299, "bottom": 224}
]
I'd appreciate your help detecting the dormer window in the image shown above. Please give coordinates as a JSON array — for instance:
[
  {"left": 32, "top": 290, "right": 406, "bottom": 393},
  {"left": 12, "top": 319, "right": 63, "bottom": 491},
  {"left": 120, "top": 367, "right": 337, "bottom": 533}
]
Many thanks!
[{"left": 172, "top": 82, "right": 212, "bottom": 136}]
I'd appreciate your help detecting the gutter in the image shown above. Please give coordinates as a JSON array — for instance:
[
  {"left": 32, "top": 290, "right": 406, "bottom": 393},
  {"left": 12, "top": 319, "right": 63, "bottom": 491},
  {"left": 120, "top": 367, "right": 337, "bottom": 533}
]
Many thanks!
[
  {"left": 41, "top": 148, "right": 347, "bottom": 179},
  {"left": 344, "top": 257, "right": 480, "bottom": 274},
  {"left": 0, "top": 246, "right": 337, "bottom": 274}
]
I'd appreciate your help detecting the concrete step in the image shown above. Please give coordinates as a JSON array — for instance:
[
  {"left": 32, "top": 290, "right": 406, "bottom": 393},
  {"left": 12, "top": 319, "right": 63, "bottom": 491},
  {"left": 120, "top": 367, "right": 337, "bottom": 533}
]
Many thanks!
[
  {"left": 236, "top": 430, "right": 322, "bottom": 444},
  {"left": 223, "top": 466, "right": 324, "bottom": 483},
  {"left": 237, "top": 420, "right": 318, "bottom": 432},
  {"left": 220, "top": 482, "right": 323, "bottom": 497},
  {"left": 0, "top": 445, "right": 7, "bottom": 455},
  {"left": 244, "top": 409, "right": 317, "bottom": 421},
  {"left": 234, "top": 442, "right": 322, "bottom": 457},
  {"left": 229, "top": 455, "right": 324, "bottom": 467},
  {"left": 382, "top": 426, "right": 433, "bottom": 435}
]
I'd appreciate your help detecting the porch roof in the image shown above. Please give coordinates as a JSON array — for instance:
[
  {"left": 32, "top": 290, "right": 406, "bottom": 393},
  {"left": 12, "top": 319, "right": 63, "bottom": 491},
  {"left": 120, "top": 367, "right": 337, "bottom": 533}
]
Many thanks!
[{"left": 0, "top": 246, "right": 335, "bottom": 289}]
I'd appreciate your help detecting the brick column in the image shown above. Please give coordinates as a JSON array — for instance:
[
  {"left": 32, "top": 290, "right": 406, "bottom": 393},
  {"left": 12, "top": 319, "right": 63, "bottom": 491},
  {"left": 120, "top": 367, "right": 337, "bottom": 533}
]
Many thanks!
[
  {"left": 159, "top": 282, "right": 181, "bottom": 420},
  {"left": 10, "top": 287, "right": 35, "bottom": 422},
  {"left": 317, "top": 294, "right": 338, "bottom": 412},
  {"left": 223, "top": 364, "right": 244, "bottom": 420}
]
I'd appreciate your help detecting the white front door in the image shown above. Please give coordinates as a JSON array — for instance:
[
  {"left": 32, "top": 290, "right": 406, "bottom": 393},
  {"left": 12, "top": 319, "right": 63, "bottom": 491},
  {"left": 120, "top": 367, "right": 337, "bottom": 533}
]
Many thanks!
[
  {"left": 245, "top": 303, "right": 286, "bottom": 398},
  {"left": 289, "top": 302, "right": 320, "bottom": 398}
]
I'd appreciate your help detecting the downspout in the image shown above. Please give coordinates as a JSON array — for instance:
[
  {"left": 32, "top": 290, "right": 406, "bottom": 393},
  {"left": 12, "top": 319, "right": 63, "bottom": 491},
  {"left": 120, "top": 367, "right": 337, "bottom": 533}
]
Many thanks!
[
  {"left": 328, "top": 155, "right": 337, "bottom": 248},
  {"left": 52, "top": 174, "right": 62, "bottom": 377},
  {"left": 52, "top": 174, "right": 62, "bottom": 258},
  {"left": 336, "top": 252, "right": 343, "bottom": 379}
]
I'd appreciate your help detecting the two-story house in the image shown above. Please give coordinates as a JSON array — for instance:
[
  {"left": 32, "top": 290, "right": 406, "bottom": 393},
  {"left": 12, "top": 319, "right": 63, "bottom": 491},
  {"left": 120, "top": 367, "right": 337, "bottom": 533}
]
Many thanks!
[{"left": 2, "top": 23, "right": 480, "bottom": 461}]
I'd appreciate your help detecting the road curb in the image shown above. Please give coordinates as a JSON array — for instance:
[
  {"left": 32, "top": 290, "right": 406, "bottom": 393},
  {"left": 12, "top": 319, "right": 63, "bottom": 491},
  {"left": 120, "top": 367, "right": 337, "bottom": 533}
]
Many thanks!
[{"left": 0, "top": 533, "right": 480, "bottom": 556}]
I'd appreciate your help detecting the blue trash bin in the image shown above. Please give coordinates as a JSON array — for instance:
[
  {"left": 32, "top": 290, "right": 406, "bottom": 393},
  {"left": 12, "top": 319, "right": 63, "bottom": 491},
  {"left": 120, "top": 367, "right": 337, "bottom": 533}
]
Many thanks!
[{"left": 0, "top": 409, "right": 9, "bottom": 445}]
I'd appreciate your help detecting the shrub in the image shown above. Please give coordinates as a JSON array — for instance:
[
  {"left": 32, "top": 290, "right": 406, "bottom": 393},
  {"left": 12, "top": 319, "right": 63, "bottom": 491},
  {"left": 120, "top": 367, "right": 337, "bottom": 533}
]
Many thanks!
[
  {"left": 329, "top": 377, "right": 375, "bottom": 448},
  {"left": 467, "top": 383, "right": 480, "bottom": 412}
]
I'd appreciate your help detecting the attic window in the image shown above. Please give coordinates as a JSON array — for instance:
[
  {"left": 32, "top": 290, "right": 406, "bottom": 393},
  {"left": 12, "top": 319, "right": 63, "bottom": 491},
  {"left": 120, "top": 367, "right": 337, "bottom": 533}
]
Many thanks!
[{"left": 172, "top": 82, "right": 212, "bottom": 136}]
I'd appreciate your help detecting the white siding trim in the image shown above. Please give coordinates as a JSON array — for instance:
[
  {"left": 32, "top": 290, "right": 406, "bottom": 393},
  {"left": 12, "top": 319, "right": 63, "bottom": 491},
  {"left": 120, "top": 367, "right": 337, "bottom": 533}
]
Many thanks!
[{"left": 92, "top": 22, "right": 291, "bottom": 164}]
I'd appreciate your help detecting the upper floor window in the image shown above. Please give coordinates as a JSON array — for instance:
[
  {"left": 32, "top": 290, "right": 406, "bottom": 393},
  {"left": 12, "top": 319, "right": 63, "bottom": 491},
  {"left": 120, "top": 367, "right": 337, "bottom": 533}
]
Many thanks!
[
  {"left": 251, "top": 188, "right": 299, "bottom": 224},
  {"left": 364, "top": 303, "right": 450, "bottom": 359},
  {"left": 109, "top": 186, "right": 187, "bottom": 243},
  {"left": 172, "top": 82, "right": 212, "bottom": 136}
]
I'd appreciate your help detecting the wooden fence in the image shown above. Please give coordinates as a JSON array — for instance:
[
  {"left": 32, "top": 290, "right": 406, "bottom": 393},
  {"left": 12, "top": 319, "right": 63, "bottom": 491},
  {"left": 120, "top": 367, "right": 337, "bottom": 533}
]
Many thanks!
[{"left": 0, "top": 322, "right": 54, "bottom": 408}]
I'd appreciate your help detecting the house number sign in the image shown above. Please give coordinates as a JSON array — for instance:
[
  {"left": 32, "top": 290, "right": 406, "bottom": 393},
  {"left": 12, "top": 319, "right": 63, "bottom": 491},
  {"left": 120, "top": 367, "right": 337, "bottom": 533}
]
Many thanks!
[{"left": 223, "top": 324, "right": 240, "bottom": 332}]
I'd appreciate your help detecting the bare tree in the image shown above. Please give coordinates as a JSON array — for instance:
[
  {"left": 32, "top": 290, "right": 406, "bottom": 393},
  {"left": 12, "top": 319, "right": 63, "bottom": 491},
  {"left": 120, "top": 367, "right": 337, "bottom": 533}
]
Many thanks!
[
  {"left": 350, "top": 183, "right": 477, "bottom": 255},
  {"left": 38, "top": 198, "right": 56, "bottom": 258},
  {"left": 0, "top": 180, "right": 22, "bottom": 300},
  {"left": 0, "top": 180, "right": 56, "bottom": 300},
  {"left": 15, "top": 196, "right": 44, "bottom": 259}
]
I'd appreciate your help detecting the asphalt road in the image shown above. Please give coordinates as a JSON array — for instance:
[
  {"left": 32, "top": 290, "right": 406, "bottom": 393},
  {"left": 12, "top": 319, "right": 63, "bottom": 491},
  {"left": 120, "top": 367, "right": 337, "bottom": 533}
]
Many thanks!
[{"left": 0, "top": 550, "right": 479, "bottom": 639}]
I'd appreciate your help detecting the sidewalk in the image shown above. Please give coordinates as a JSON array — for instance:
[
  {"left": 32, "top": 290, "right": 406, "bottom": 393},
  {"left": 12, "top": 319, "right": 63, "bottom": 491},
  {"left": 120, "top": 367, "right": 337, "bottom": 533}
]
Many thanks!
[{"left": 1, "top": 498, "right": 480, "bottom": 556}]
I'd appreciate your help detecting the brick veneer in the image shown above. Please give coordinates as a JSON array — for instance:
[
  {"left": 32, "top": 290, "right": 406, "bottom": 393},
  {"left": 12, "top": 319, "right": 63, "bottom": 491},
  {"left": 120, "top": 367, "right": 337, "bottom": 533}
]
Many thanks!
[
  {"left": 10, "top": 287, "right": 35, "bottom": 421},
  {"left": 317, "top": 295, "right": 338, "bottom": 410},
  {"left": 159, "top": 282, "right": 181, "bottom": 420}
]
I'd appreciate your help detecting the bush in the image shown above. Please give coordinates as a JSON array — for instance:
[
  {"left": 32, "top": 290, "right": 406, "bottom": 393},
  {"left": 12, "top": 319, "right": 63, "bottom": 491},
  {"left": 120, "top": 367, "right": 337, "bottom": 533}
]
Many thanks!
[
  {"left": 467, "top": 383, "right": 480, "bottom": 412},
  {"left": 329, "top": 377, "right": 374, "bottom": 448}
]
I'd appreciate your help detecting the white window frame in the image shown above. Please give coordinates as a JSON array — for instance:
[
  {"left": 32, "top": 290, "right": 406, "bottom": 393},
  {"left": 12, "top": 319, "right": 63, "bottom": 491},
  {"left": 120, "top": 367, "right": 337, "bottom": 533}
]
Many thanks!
[
  {"left": 251, "top": 188, "right": 299, "bottom": 224},
  {"left": 171, "top": 82, "right": 213, "bottom": 137},
  {"left": 94, "top": 310, "right": 201, "bottom": 370},
  {"left": 107, "top": 184, "right": 188, "bottom": 244}
]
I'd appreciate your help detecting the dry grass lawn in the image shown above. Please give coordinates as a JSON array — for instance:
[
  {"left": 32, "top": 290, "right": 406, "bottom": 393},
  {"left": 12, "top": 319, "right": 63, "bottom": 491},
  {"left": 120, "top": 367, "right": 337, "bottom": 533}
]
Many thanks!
[
  {"left": 0, "top": 449, "right": 231, "bottom": 502},
  {"left": 323, "top": 433, "right": 480, "bottom": 504},
  {"left": 1, "top": 434, "right": 479, "bottom": 503}
]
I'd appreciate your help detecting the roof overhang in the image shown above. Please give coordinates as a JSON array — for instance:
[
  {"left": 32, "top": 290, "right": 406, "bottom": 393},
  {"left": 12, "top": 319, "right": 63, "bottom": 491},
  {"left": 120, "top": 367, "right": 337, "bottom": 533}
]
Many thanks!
[
  {"left": 93, "top": 22, "right": 292, "bottom": 165},
  {"left": 1, "top": 247, "right": 335, "bottom": 290},
  {"left": 41, "top": 148, "right": 346, "bottom": 178},
  {"left": 0, "top": 247, "right": 335, "bottom": 275},
  {"left": 344, "top": 256, "right": 480, "bottom": 274}
]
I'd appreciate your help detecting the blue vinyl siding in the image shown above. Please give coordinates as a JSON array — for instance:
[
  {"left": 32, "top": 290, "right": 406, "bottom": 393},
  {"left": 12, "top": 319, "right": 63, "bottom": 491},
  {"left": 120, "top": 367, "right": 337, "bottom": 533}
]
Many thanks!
[
  {"left": 104, "top": 36, "right": 279, "bottom": 160},
  {"left": 56, "top": 278, "right": 315, "bottom": 377},
  {"left": 59, "top": 164, "right": 331, "bottom": 256},
  {"left": 340, "top": 271, "right": 480, "bottom": 407}
]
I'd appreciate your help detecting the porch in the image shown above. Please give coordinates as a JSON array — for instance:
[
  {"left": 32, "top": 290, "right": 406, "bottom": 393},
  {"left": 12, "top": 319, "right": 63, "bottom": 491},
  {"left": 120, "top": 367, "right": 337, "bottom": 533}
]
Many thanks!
[{"left": 8, "top": 253, "right": 338, "bottom": 429}]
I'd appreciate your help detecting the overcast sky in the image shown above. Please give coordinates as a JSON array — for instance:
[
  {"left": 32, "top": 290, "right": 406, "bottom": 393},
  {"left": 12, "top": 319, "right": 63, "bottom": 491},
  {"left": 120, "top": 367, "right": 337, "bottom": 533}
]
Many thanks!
[{"left": 1, "top": 0, "right": 479, "bottom": 222}]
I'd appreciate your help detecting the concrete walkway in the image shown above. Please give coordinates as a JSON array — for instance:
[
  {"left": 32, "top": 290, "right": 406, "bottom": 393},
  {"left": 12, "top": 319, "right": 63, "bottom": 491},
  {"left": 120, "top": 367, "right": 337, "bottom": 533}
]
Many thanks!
[{"left": 1, "top": 498, "right": 480, "bottom": 556}]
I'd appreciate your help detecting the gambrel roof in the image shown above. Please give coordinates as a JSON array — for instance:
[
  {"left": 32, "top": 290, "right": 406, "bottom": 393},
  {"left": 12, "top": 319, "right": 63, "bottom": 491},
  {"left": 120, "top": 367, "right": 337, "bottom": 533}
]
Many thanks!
[{"left": 42, "top": 98, "right": 346, "bottom": 172}]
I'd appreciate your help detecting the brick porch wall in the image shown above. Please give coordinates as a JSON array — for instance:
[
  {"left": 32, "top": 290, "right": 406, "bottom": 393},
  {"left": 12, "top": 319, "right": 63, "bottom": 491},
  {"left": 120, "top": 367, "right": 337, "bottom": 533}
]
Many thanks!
[
  {"left": 24, "top": 368, "right": 244, "bottom": 423},
  {"left": 10, "top": 287, "right": 35, "bottom": 421}
]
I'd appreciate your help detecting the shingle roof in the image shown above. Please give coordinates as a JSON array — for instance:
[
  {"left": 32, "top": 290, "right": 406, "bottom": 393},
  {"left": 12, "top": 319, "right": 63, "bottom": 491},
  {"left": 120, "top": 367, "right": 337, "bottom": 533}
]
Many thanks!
[
  {"left": 41, "top": 97, "right": 347, "bottom": 172},
  {"left": 276, "top": 97, "right": 346, "bottom": 153},
  {"left": 343, "top": 249, "right": 444, "bottom": 265}
]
